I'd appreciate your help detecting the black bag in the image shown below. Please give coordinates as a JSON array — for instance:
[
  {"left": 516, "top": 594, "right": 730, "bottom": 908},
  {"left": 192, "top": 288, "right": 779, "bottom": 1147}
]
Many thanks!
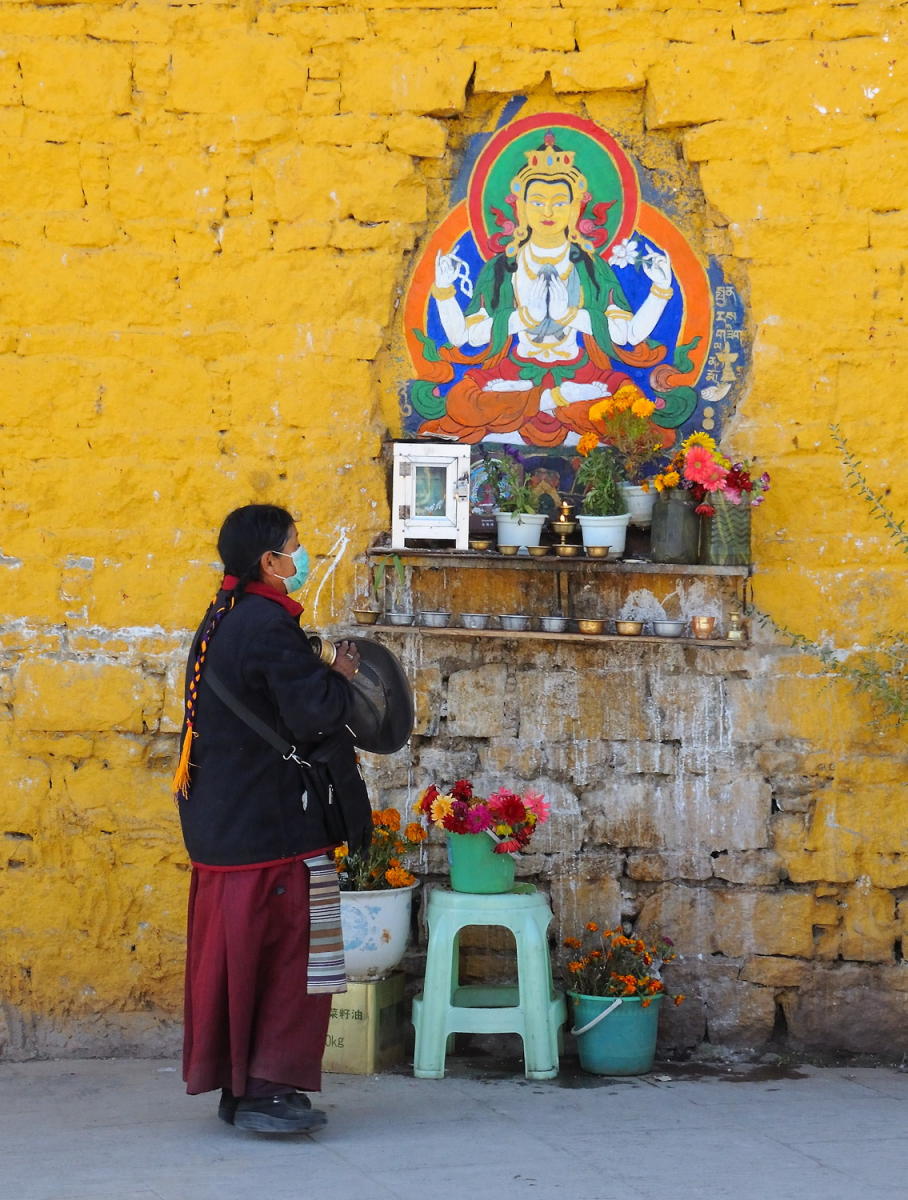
[{"left": 204, "top": 668, "right": 373, "bottom": 854}]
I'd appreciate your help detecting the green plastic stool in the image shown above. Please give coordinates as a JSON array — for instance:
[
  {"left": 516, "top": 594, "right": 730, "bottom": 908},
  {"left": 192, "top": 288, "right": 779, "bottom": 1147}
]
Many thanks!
[{"left": 412, "top": 885, "right": 566, "bottom": 1080}]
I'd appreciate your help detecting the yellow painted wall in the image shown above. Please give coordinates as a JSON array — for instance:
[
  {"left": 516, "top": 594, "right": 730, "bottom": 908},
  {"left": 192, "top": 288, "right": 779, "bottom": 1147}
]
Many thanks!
[{"left": 0, "top": 0, "right": 905, "bottom": 1056}]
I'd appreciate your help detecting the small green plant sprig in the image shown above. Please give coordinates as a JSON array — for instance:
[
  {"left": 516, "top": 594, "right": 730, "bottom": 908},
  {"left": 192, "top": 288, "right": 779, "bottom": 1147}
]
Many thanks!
[
  {"left": 479, "top": 448, "right": 542, "bottom": 515},
  {"left": 754, "top": 425, "right": 907, "bottom": 725}
]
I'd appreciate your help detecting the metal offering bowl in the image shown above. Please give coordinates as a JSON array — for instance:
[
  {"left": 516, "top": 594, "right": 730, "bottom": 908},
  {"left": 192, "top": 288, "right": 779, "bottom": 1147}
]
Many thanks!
[
  {"left": 539, "top": 615, "right": 567, "bottom": 633},
  {"left": 418, "top": 610, "right": 451, "bottom": 628},
  {"left": 616, "top": 620, "right": 644, "bottom": 636},
  {"left": 352, "top": 608, "right": 381, "bottom": 625},
  {"left": 386, "top": 612, "right": 414, "bottom": 626},
  {"left": 460, "top": 612, "right": 490, "bottom": 630},
  {"left": 499, "top": 614, "right": 531, "bottom": 632},
  {"left": 576, "top": 618, "right": 605, "bottom": 635},
  {"left": 553, "top": 544, "right": 581, "bottom": 558}
]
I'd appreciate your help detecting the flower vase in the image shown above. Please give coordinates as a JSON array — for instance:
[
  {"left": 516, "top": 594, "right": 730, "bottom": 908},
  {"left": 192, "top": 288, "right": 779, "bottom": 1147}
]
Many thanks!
[
  {"left": 576, "top": 513, "right": 631, "bottom": 558},
  {"left": 649, "top": 489, "right": 700, "bottom": 564},
  {"left": 340, "top": 883, "right": 419, "bottom": 981},
  {"left": 493, "top": 511, "right": 547, "bottom": 549},
  {"left": 447, "top": 833, "right": 516, "bottom": 894},
  {"left": 700, "top": 493, "right": 752, "bottom": 565},
  {"left": 619, "top": 484, "right": 656, "bottom": 528},
  {"left": 569, "top": 992, "right": 663, "bottom": 1075}
]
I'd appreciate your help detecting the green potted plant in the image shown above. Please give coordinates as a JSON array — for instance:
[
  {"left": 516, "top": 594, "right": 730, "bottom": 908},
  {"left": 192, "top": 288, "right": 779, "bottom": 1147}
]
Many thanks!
[
  {"left": 335, "top": 806, "right": 426, "bottom": 979},
  {"left": 563, "top": 921, "right": 684, "bottom": 1075},
  {"left": 591, "top": 382, "right": 665, "bottom": 527},
  {"left": 479, "top": 449, "right": 548, "bottom": 548},
  {"left": 415, "top": 778, "right": 550, "bottom": 893},
  {"left": 572, "top": 434, "right": 631, "bottom": 556}
]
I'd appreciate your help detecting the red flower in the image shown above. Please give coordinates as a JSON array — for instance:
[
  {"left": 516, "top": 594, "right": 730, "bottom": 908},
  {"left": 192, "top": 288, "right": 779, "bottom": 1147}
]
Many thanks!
[
  {"left": 417, "top": 784, "right": 439, "bottom": 815},
  {"left": 495, "top": 838, "right": 521, "bottom": 854},
  {"left": 451, "top": 779, "right": 474, "bottom": 801},
  {"left": 489, "top": 790, "right": 527, "bottom": 825}
]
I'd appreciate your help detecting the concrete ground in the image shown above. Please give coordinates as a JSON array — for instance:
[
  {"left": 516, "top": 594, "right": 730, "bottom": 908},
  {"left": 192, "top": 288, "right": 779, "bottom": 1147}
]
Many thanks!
[{"left": 1, "top": 1054, "right": 906, "bottom": 1200}]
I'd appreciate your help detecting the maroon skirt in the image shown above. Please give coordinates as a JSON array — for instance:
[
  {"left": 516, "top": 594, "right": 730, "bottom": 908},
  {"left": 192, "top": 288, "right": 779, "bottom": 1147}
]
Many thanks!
[{"left": 182, "top": 856, "right": 332, "bottom": 1097}]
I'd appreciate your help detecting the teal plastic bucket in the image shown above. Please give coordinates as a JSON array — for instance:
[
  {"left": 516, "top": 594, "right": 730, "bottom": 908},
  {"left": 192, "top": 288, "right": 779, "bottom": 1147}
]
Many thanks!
[
  {"left": 569, "top": 992, "right": 663, "bottom": 1075},
  {"left": 447, "top": 834, "right": 516, "bottom": 893}
]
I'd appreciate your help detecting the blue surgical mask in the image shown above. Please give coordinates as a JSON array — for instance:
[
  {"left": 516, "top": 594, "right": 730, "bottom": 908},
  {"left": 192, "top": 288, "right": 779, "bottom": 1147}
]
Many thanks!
[{"left": 272, "top": 545, "right": 310, "bottom": 592}]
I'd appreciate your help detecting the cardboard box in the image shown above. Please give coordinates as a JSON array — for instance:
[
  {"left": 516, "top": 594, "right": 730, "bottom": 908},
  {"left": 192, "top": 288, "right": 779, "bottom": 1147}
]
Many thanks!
[{"left": 323, "top": 972, "right": 408, "bottom": 1075}]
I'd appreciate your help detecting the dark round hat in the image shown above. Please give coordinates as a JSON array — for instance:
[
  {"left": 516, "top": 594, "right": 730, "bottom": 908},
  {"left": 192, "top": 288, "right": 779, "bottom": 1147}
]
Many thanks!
[{"left": 345, "top": 637, "right": 414, "bottom": 755}]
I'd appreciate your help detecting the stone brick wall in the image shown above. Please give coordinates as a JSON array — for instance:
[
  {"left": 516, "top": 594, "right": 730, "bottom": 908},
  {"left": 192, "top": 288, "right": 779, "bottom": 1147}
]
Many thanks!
[{"left": 0, "top": 1, "right": 905, "bottom": 1060}]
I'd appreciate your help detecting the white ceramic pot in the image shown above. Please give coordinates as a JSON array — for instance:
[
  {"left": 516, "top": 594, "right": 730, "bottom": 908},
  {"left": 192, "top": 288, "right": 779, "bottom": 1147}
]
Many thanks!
[
  {"left": 577, "top": 513, "right": 631, "bottom": 558},
  {"left": 340, "top": 884, "right": 418, "bottom": 981},
  {"left": 619, "top": 484, "right": 656, "bottom": 528},
  {"left": 493, "top": 511, "right": 547, "bottom": 548}
]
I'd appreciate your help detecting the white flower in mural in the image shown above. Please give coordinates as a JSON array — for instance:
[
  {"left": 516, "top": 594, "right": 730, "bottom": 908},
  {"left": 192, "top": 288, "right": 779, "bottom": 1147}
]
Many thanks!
[{"left": 607, "top": 238, "right": 639, "bottom": 268}]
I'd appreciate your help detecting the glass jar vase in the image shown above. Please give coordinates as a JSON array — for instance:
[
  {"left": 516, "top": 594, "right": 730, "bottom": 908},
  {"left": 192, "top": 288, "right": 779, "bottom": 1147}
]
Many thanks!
[{"left": 649, "top": 489, "right": 700, "bottom": 564}]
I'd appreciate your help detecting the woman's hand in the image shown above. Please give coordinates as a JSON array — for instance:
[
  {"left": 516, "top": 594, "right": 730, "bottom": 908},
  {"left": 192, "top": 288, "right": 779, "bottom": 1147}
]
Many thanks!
[{"left": 331, "top": 639, "right": 361, "bottom": 680}]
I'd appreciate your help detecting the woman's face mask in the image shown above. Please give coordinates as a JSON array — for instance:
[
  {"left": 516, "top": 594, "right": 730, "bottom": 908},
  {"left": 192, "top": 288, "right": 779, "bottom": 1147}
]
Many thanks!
[{"left": 271, "top": 545, "right": 310, "bottom": 592}]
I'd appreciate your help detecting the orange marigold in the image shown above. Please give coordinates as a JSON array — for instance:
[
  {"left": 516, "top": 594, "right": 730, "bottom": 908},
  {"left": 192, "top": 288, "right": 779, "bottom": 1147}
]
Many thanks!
[
  {"left": 384, "top": 865, "right": 415, "bottom": 888},
  {"left": 586, "top": 921, "right": 599, "bottom": 932},
  {"left": 405, "top": 822, "right": 427, "bottom": 843}
]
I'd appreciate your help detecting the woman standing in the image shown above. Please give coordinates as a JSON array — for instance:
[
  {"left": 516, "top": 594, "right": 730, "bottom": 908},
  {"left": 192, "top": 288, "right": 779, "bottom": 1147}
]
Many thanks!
[{"left": 174, "top": 504, "right": 370, "bottom": 1134}]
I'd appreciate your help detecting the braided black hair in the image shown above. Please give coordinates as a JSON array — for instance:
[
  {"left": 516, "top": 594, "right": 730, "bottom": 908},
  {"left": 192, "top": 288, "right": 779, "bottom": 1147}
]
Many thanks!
[{"left": 173, "top": 505, "right": 295, "bottom": 799}]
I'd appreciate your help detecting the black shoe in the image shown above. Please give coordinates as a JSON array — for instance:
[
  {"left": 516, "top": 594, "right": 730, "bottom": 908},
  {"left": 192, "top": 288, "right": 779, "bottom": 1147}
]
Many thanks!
[
  {"left": 218, "top": 1089, "right": 238, "bottom": 1125},
  {"left": 233, "top": 1092, "right": 327, "bottom": 1134}
]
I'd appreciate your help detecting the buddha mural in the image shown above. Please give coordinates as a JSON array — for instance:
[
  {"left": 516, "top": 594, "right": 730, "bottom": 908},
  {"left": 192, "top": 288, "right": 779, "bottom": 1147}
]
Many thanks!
[{"left": 402, "top": 113, "right": 745, "bottom": 454}]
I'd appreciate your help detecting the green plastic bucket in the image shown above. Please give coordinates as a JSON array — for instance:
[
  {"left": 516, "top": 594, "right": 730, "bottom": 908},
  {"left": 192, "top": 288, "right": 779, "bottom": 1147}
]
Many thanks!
[
  {"left": 569, "top": 991, "right": 663, "bottom": 1075},
  {"left": 447, "top": 833, "right": 516, "bottom": 893}
]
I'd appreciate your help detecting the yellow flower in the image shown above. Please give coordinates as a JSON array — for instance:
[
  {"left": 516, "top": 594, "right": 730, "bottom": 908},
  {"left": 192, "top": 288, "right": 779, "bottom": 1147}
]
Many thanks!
[
  {"left": 430, "top": 794, "right": 454, "bottom": 824},
  {"left": 682, "top": 430, "right": 717, "bottom": 452},
  {"left": 587, "top": 398, "right": 614, "bottom": 423},
  {"left": 577, "top": 431, "right": 600, "bottom": 456},
  {"left": 631, "top": 396, "right": 655, "bottom": 419}
]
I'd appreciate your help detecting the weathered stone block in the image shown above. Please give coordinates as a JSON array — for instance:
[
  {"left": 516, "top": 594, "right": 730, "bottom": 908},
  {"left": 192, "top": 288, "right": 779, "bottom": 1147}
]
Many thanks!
[
  {"left": 711, "top": 849, "right": 782, "bottom": 886},
  {"left": 626, "top": 850, "right": 712, "bottom": 882},
  {"left": 741, "top": 956, "right": 810, "bottom": 989},
  {"left": 340, "top": 45, "right": 472, "bottom": 114},
  {"left": 478, "top": 738, "right": 544, "bottom": 780},
  {"left": 385, "top": 116, "right": 448, "bottom": 159},
  {"left": 0, "top": 755, "right": 51, "bottom": 836},
  {"left": 412, "top": 665, "right": 443, "bottom": 737},
  {"left": 447, "top": 664, "right": 514, "bottom": 738},
  {"left": 14, "top": 661, "right": 163, "bottom": 735},
  {"left": 837, "top": 881, "right": 898, "bottom": 964},
  {"left": 20, "top": 40, "right": 133, "bottom": 113},
  {"left": 702, "top": 974, "right": 777, "bottom": 1048},
  {"left": 713, "top": 890, "right": 834, "bottom": 959},
  {"left": 549, "top": 874, "right": 622, "bottom": 941},
  {"left": 783, "top": 964, "right": 908, "bottom": 1054}
]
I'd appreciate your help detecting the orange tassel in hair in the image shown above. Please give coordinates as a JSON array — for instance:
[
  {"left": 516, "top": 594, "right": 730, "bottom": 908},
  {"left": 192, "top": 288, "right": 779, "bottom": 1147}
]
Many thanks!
[{"left": 172, "top": 720, "right": 196, "bottom": 800}]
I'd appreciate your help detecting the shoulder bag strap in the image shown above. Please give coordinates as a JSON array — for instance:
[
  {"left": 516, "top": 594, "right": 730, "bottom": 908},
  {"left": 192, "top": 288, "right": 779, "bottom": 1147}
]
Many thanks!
[{"left": 203, "top": 667, "right": 309, "bottom": 768}]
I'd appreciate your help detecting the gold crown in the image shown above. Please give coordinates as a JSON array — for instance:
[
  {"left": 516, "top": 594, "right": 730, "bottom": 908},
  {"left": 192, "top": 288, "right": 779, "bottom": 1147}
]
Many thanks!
[{"left": 511, "top": 132, "right": 587, "bottom": 196}]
